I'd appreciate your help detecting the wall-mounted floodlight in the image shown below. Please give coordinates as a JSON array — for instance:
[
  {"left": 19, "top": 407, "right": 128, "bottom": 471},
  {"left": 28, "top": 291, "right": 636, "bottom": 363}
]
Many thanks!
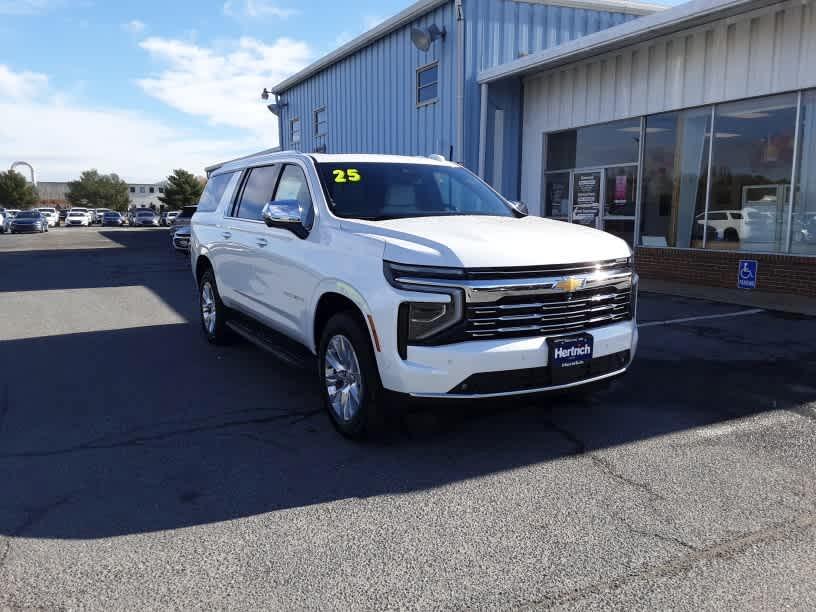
[{"left": 410, "top": 24, "right": 446, "bottom": 52}]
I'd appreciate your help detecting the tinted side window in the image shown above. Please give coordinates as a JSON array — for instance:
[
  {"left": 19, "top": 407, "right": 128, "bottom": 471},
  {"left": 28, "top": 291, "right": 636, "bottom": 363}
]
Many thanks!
[
  {"left": 237, "top": 165, "right": 279, "bottom": 220},
  {"left": 274, "top": 165, "right": 314, "bottom": 227},
  {"left": 198, "top": 172, "right": 235, "bottom": 213}
]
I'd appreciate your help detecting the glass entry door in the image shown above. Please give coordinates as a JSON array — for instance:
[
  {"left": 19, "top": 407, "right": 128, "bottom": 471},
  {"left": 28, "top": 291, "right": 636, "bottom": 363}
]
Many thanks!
[
  {"left": 571, "top": 170, "right": 603, "bottom": 229},
  {"left": 565, "top": 166, "right": 637, "bottom": 245}
]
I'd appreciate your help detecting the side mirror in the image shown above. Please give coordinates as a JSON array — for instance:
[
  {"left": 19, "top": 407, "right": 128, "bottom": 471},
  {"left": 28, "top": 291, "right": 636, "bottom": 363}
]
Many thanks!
[
  {"left": 510, "top": 200, "right": 529, "bottom": 216},
  {"left": 262, "top": 200, "right": 310, "bottom": 239}
]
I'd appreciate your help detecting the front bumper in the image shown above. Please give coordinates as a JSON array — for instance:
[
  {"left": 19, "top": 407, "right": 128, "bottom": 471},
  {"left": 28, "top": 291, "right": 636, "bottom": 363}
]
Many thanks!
[
  {"left": 10, "top": 225, "right": 42, "bottom": 233},
  {"left": 378, "top": 320, "right": 638, "bottom": 398}
]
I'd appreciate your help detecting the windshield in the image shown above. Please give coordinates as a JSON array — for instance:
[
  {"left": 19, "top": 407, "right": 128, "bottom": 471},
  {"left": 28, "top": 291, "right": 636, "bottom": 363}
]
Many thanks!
[
  {"left": 315, "top": 162, "right": 514, "bottom": 221},
  {"left": 104, "top": 212, "right": 120, "bottom": 217},
  {"left": 38, "top": 208, "right": 55, "bottom": 213},
  {"left": 17, "top": 211, "right": 39, "bottom": 219},
  {"left": 68, "top": 212, "right": 84, "bottom": 217},
  {"left": 137, "top": 211, "right": 154, "bottom": 216}
]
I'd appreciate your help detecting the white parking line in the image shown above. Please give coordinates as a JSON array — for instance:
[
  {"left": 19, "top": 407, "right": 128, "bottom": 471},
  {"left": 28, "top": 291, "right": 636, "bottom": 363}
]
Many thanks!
[{"left": 638, "top": 308, "right": 764, "bottom": 328}]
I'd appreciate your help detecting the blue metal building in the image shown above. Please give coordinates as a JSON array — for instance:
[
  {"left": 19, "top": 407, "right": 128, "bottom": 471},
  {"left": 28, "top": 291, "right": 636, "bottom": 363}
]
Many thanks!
[{"left": 270, "top": 0, "right": 658, "bottom": 200}]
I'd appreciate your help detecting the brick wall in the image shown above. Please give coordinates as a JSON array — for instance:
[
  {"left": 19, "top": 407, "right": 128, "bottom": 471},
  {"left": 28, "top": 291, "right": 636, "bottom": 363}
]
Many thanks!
[{"left": 635, "top": 247, "right": 816, "bottom": 298}]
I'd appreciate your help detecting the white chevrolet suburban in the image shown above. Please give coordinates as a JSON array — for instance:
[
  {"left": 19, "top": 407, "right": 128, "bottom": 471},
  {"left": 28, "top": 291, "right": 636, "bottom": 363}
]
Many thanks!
[{"left": 191, "top": 152, "right": 638, "bottom": 438}]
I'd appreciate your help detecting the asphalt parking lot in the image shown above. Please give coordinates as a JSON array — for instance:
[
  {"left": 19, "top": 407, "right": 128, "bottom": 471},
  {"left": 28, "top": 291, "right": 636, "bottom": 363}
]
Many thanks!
[{"left": 1, "top": 227, "right": 815, "bottom": 610}]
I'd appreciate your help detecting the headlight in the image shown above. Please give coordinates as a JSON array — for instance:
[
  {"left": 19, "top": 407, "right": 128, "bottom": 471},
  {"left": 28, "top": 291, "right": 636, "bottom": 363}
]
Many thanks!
[
  {"left": 383, "top": 262, "right": 466, "bottom": 288},
  {"left": 384, "top": 262, "right": 466, "bottom": 357}
]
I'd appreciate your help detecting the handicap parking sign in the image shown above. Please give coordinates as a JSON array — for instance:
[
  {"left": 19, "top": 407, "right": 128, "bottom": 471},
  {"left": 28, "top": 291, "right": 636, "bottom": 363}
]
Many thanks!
[{"left": 738, "top": 260, "right": 758, "bottom": 289}]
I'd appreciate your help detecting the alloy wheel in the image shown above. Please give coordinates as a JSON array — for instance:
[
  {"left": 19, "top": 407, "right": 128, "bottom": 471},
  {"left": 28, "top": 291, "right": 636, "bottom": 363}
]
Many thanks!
[
  {"left": 324, "top": 334, "right": 364, "bottom": 423},
  {"left": 201, "top": 282, "right": 217, "bottom": 335}
]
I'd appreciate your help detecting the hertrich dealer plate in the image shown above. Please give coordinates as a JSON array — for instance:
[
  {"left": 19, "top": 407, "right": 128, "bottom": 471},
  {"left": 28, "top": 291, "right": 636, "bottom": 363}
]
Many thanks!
[{"left": 548, "top": 333, "right": 594, "bottom": 385}]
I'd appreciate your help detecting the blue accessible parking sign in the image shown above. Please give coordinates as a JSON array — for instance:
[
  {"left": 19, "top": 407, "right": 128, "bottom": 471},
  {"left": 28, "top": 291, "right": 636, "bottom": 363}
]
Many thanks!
[{"left": 738, "top": 260, "right": 758, "bottom": 289}]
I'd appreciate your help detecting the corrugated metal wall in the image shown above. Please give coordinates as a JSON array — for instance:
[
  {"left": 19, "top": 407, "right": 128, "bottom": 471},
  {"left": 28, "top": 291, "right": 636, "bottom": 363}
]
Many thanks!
[
  {"left": 465, "top": 0, "right": 637, "bottom": 190},
  {"left": 276, "top": 0, "right": 642, "bottom": 198},
  {"left": 278, "top": 3, "right": 457, "bottom": 158},
  {"left": 520, "top": 0, "right": 816, "bottom": 211}
]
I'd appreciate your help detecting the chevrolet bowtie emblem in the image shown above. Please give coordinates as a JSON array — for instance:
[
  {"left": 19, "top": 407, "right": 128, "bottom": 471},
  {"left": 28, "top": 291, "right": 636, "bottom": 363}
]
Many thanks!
[{"left": 555, "top": 277, "right": 585, "bottom": 292}]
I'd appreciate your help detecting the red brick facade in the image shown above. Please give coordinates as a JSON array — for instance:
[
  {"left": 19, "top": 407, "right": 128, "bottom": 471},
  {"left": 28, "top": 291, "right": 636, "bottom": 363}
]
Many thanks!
[{"left": 635, "top": 247, "right": 816, "bottom": 298}]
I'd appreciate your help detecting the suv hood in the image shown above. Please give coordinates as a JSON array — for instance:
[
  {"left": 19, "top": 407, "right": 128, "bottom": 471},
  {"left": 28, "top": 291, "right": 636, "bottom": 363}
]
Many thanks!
[{"left": 340, "top": 215, "right": 631, "bottom": 268}]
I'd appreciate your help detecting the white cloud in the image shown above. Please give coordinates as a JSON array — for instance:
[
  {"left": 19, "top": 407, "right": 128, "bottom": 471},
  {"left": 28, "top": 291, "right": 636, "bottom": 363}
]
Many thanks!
[
  {"left": 122, "top": 19, "right": 146, "bottom": 35},
  {"left": 0, "top": 64, "right": 48, "bottom": 99},
  {"left": 223, "top": 0, "right": 298, "bottom": 19},
  {"left": 0, "top": 0, "right": 61, "bottom": 15},
  {"left": 363, "top": 15, "right": 386, "bottom": 31},
  {"left": 0, "top": 64, "right": 263, "bottom": 182},
  {"left": 137, "top": 36, "right": 311, "bottom": 133}
]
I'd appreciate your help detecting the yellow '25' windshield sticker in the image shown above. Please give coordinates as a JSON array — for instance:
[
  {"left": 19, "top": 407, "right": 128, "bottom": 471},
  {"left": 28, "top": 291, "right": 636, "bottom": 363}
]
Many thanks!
[{"left": 333, "top": 169, "right": 361, "bottom": 183}]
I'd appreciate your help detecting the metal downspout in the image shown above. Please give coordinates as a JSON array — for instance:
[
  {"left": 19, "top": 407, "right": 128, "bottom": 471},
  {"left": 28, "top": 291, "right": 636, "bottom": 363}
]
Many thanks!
[
  {"left": 478, "top": 83, "right": 488, "bottom": 177},
  {"left": 455, "top": 0, "right": 465, "bottom": 164}
]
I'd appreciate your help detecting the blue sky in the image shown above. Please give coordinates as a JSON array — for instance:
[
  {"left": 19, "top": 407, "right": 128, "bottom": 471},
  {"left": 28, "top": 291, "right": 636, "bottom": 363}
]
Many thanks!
[{"left": 0, "top": 0, "right": 677, "bottom": 182}]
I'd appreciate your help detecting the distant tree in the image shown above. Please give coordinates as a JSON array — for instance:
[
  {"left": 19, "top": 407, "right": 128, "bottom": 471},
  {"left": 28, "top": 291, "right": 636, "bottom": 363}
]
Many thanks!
[
  {"left": 0, "top": 170, "right": 38, "bottom": 209},
  {"left": 66, "top": 170, "right": 130, "bottom": 212},
  {"left": 159, "top": 169, "right": 204, "bottom": 210}
]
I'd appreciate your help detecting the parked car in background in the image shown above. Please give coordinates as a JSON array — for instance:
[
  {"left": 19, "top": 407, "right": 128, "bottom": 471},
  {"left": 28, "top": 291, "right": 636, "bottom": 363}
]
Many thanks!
[
  {"left": 65, "top": 210, "right": 90, "bottom": 227},
  {"left": 102, "top": 211, "right": 125, "bottom": 226},
  {"left": 69, "top": 207, "right": 90, "bottom": 221},
  {"left": 160, "top": 211, "right": 180, "bottom": 226},
  {"left": 170, "top": 206, "right": 197, "bottom": 235},
  {"left": 133, "top": 209, "right": 159, "bottom": 227},
  {"left": 0, "top": 208, "right": 6, "bottom": 233},
  {"left": 94, "top": 208, "right": 112, "bottom": 224},
  {"left": 171, "top": 225, "right": 192, "bottom": 252},
  {"left": 37, "top": 207, "right": 59, "bottom": 227},
  {"left": 1, "top": 209, "right": 20, "bottom": 233},
  {"left": 10, "top": 210, "right": 48, "bottom": 233}
]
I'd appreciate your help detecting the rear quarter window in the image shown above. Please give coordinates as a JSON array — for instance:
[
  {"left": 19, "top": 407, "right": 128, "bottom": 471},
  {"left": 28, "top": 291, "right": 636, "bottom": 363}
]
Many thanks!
[{"left": 197, "top": 172, "right": 238, "bottom": 213}]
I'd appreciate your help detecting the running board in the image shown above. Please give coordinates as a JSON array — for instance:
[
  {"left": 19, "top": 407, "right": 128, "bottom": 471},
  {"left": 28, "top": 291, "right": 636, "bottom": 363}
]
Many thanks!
[{"left": 226, "top": 317, "right": 314, "bottom": 370}]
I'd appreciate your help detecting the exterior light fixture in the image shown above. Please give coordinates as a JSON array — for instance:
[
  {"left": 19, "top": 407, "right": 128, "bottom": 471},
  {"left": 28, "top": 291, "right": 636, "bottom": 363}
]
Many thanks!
[{"left": 410, "top": 24, "right": 446, "bottom": 52}]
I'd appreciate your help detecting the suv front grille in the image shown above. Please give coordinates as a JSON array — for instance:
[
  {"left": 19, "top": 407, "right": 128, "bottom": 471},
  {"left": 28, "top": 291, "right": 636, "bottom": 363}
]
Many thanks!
[{"left": 465, "top": 286, "right": 633, "bottom": 340}]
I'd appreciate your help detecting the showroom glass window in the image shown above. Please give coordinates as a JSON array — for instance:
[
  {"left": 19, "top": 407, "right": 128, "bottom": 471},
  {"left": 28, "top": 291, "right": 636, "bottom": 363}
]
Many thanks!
[
  {"left": 639, "top": 108, "right": 711, "bottom": 248},
  {"left": 543, "top": 118, "right": 640, "bottom": 244},
  {"left": 705, "top": 93, "right": 797, "bottom": 253},
  {"left": 792, "top": 89, "right": 816, "bottom": 255}
]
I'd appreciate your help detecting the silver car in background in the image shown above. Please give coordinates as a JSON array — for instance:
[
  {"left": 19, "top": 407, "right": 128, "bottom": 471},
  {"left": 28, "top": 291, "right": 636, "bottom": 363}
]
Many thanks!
[
  {"left": 0, "top": 209, "right": 20, "bottom": 233},
  {"left": 133, "top": 210, "right": 159, "bottom": 227}
]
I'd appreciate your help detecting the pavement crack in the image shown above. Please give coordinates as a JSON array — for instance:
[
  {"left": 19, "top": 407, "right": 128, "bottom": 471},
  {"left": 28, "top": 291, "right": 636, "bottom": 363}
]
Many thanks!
[
  {"left": 0, "top": 411, "right": 321, "bottom": 459},
  {"left": 524, "top": 513, "right": 816, "bottom": 610},
  {"left": 0, "top": 494, "right": 73, "bottom": 570},
  {"left": 542, "top": 418, "right": 662, "bottom": 500},
  {"left": 589, "top": 455, "right": 664, "bottom": 501},
  {"left": 612, "top": 512, "right": 697, "bottom": 552},
  {"left": 541, "top": 419, "right": 587, "bottom": 455}
]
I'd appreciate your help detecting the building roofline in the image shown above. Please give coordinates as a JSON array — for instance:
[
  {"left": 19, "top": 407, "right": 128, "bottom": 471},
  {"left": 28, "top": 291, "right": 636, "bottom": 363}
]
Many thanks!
[
  {"left": 478, "top": 0, "right": 779, "bottom": 84},
  {"left": 271, "top": 0, "right": 665, "bottom": 95},
  {"left": 271, "top": 0, "right": 448, "bottom": 95}
]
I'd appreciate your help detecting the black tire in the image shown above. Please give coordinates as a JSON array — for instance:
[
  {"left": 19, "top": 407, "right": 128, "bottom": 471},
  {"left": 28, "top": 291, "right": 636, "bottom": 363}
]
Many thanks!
[
  {"left": 724, "top": 227, "right": 739, "bottom": 242},
  {"left": 198, "top": 268, "right": 232, "bottom": 345},
  {"left": 318, "top": 312, "right": 386, "bottom": 440}
]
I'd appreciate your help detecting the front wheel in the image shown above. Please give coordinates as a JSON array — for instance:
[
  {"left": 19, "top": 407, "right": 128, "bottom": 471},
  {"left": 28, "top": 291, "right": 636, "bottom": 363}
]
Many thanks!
[{"left": 318, "top": 312, "right": 385, "bottom": 440}]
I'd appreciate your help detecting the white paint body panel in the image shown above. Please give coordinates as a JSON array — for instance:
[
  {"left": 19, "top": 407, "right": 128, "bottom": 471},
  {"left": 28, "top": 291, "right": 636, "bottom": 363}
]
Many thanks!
[{"left": 191, "top": 153, "right": 637, "bottom": 397}]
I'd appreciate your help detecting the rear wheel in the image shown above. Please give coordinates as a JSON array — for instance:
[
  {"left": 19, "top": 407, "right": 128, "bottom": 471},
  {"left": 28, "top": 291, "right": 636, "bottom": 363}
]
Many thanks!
[
  {"left": 318, "top": 312, "right": 385, "bottom": 440},
  {"left": 199, "top": 268, "right": 231, "bottom": 345}
]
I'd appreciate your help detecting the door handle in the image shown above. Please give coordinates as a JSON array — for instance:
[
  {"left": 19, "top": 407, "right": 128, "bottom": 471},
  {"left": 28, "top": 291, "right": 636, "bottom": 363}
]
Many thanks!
[
  {"left": 222, "top": 231, "right": 232, "bottom": 239},
  {"left": 256, "top": 238, "right": 268, "bottom": 247}
]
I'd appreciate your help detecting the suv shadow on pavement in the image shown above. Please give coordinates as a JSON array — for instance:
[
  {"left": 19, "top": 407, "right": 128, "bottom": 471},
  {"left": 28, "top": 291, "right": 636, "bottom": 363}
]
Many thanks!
[{"left": 0, "top": 229, "right": 814, "bottom": 540}]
